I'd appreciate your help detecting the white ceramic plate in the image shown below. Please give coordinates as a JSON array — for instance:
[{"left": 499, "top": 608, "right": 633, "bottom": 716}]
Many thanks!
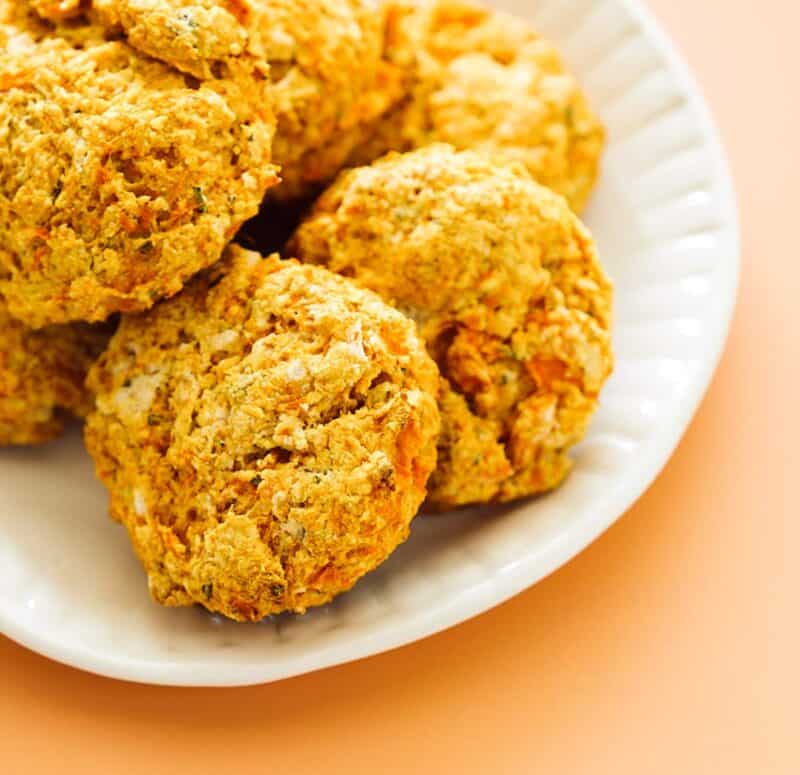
[{"left": 0, "top": 0, "right": 739, "bottom": 686}]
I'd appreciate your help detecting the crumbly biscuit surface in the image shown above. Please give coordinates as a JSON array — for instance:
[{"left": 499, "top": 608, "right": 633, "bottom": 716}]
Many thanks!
[
  {"left": 85, "top": 246, "right": 440, "bottom": 620},
  {"left": 88, "top": 0, "right": 260, "bottom": 79},
  {"left": 259, "top": 0, "right": 405, "bottom": 199},
  {"left": 0, "top": 6, "right": 278, "bottom": 326}
]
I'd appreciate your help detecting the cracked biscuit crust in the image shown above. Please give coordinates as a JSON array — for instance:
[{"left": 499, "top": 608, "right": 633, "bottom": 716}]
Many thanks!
[
  {"left": 85, "top": 246, "right": 440, "bottom": 621},
  {"left": 0, "top": 9, "right": 278, "bottom": 327},
  {"left": 0, "top": 297, "right": 110, "bottom": 446},
  {"left": 289, "top": 146, "right": 613, "bottom": 507},
  {"left": 347, "top": 0, "right": 605, "bottom": 213}
]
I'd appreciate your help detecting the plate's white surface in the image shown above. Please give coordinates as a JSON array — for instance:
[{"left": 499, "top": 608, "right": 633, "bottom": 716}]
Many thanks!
[{"left": 0, "top": 0, "right": 739, "bottom": 686}]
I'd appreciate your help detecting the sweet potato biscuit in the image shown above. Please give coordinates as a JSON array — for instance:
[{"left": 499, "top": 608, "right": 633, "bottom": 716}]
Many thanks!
[
  {"left": 0, "top": 297, "right": 110, "bottom": 446},
  {"left": 85, "top": 246, "right": 440, "bottom": 620},
  {"left": 0, "top": 10, "right": 278, "bottom": 327},
  {"left": 289, "top": 146, "right": 613, "bottom": 507},
  {"left": 347, "top": 0, "right": 605, "bottom": 213}
]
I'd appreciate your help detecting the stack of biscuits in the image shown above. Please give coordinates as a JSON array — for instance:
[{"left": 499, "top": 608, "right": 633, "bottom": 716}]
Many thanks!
[{"left": 0, "top": 0, "right": 613, "bottom": 621}]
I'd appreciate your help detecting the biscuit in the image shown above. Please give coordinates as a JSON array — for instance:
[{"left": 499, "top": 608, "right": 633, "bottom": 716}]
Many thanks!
[
  {"left": 85, "top": 246, "right": 441, "bottom": 620},
  {"left": 290, "top": 146, "right": 613, "bottom": 507}
]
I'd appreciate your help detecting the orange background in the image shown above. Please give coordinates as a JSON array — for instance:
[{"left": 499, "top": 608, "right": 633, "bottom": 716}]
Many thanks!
[{"left": 1, "top": 1, "right": 796, "bottom": 772}]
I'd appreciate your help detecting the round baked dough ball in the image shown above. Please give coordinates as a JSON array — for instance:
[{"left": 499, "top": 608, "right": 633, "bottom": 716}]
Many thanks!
[
  {"left": 84, "top": 0, "right": 405, "bottom": 200},
  {"left": 85, "top": 246, "right": 441, "bottom": 621},
  {"left": 347, "top": 0, "right": 605, "bottom": 213},
  {"left": 0, "top": 13, "right": 278, "bottom": 327},
  {"left": 0, "top": 297, "right": 109, "bottom": 446},
  {"left": 289, "top": 145, "right": 613, "bottom": 508}
]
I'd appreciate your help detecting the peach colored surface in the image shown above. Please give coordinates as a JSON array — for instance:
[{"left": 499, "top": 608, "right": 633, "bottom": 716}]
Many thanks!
[{"left": 0, "top": 1, "right": 795, "bottom": 772}]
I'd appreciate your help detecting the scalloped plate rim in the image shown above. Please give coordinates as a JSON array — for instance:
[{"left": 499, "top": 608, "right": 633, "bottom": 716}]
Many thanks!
[{"left": 0, "top": 0, "right": 740, "bottom": 686}]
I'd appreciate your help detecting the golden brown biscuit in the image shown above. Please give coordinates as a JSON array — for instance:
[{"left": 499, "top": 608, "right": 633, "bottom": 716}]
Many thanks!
[
  {"left": 289, "top": 146, "right": 613, "bottom": 507},
  {"left": 346, "top": 0, "right": 605, "bottom": 213},
  {"left": 0, "top": 8, "right": 278, "bottom": 328},
  {"left": 85, "top": 246, "right": 440, "bottom": 621},
  {"left": 0, "top": 297, "right": 110, "bottom": 446},
  {"left": 81, "top": 0, "right": 405, "bottom": 200}
]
